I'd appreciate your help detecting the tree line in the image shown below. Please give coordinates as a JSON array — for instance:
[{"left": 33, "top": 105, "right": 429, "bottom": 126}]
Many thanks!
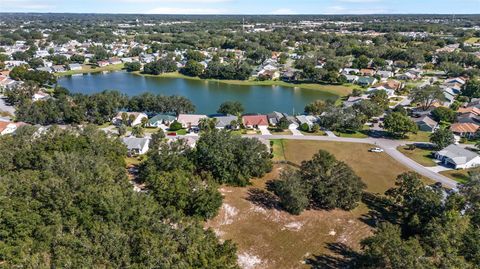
[{"left": 5, "top": 84, "right": 195, "bottom": 125}]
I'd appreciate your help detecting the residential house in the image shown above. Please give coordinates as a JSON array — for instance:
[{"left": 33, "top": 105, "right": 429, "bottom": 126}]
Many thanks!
[
  {"left": 32, "top": 91, "right": 50, "bottom": 102},
  {"left": 450, "top": 123, "right": 480, "bottom": 139},
  {"left": 109, "top": 57, "right": 122, "bottom": 65},
  {"left": 112, "top": 112, "right": 148, "bottom": 127},
  {"left": 213, "top": 115, "right": 238, "bottom": 129},
  {"left": 267, "top": 111, "right": 286, "bottom": 125},
  {"left": 445, "top": 77, "right": 466, "bottom": 85},
  {"left": 360, "top": 69, "right": 376, "bottom": 77},
  {"left": 51, "top": 65, "right": 66, "bottom": 73},
  {"left": 68, "top": 63, "right": 82, "bottom": 71},
  {"left": 376, "top": 70, "right": 394, "bottom": 79},
  {"left": 97, "top": 60, "right": 110, "bottom": 67},
  {"left": 177, "top": 114, "right": 208, "bottom": 128},
  {"left": 147, "top": 114, "right": 177, "bottom": 127},
  {"left": 0, "top": 121, "right": 26, "bottom": 135},
  {"left": 435, "top": 144, "right": 480, "bottom": 169},
  {"left": 345, "top": 75, "right": 359, "bottom": 83},
  {"left": 296, "top": 115, "right": 317, "bottom": 130},
  {"left": 341, "top": 68, "right": 360, "bottom": 75},
  {"left": 367, "top": 80, "right": 402, "bottom": 97},
  {"left": 122, "top": 136, "right": 150, "bottom": 155},
  {"left": 344, "top": 95, "right": 369, "bottom": 107},
  {"left": 357, "top": 77, "right": 378, "bottom": 87},
  {"left": 0, "top": 75, "right": 16, "bottom": 92},
  {"left": 413, "top": 115, "right": 438, "bottom": 132},
  {"left": 242, "top": 115, "right": 269, "bottom": 129}
]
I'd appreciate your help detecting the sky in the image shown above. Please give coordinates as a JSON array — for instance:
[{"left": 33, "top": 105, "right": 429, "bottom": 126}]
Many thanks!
[{"left": 1, "top": 0, "right": 480, "bottom": 15}]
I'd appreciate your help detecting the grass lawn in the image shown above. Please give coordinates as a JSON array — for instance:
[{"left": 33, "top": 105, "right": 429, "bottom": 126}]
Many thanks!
[
  {"left": 334, "top": 130, "right": 369, "bottom": 138},
  {"left": 268, "top": 128, "right": 292, "bottom": 135},
  {"left": 465, "top": 37, "right": 480, "bottom": 44},
  {"left": 300, "top": 130, "right": 326, "bottom": 136},
  {"left": 172, "top": 129, "right": 187, "bottom": 135},
  {"left": 440, "top": 169, "right": 471, "bottom": 184},
  {"left": 125, "top": 156, "right": 142, "bottom": 166},
  {"left": 397, "top": 146, "right": 437, "bottom": 167},
  {"left": 55, "top": 63, "right": 125, "bottom": 76},
  {"left": 133, "top": 71, "right": 355, "bottom": 97},
  {"left": 270, "top": 139, "right": 286, "bottom": 161},
  {"left": 207, "top": 140, "right": 428, "bottom": 269},
  {"left": 405, "top": 131, "right": 432, "bottom": 142}
]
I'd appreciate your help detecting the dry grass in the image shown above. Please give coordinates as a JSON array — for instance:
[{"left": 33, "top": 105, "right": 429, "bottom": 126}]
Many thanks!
[
  {"left": 440, "top": 169, "right": 471, "bottom": 184},
  {"left": 207, "top": 140, "right": 417, "bottom": 269}
]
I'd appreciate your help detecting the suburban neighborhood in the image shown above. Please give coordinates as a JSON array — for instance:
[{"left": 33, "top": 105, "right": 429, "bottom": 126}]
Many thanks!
[{"left": 1, "top": 9, "right": 480, "bottom": 269}]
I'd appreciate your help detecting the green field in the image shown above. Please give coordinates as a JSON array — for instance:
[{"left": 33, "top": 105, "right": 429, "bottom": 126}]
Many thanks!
[
  {"left": 55, "top": 63, "right": 125, "bottom": 76},
  {"left": 133, "top": 71, "right": 356, "bottom": 97}
]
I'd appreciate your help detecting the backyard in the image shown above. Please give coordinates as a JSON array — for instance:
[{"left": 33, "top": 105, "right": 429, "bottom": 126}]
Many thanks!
[{"left": 206, "top": 140, "right": 421, "bottom": 269}]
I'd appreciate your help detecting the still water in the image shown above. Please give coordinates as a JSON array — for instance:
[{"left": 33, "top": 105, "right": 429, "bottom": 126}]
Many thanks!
[{"left": 58, "top": 71, "right": 338, "bottom": 114}]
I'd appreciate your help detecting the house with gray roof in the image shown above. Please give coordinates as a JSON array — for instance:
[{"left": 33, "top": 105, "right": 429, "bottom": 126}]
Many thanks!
[
  {"left": 413, "top": 115, "right": 438, "bottom": 132},
  {"left": 147, "top": 114, "right": 177, "bottom": 127},
  {"left": 122, "top": 136, "right": 150, "bottom": 155},
  {"left": 357, "top": 76, "right": 377, "bottom": 87},
  {"left": 213, "top": 115, "right": 238, "bottom": 129},
  {"left": 435, "top": 144, "right": 480, "bottom": 169}
]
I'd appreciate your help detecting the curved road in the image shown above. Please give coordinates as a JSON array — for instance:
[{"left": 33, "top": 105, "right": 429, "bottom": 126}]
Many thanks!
[{"left": 247, "top": 135, "right": 459, "bottom": 190}]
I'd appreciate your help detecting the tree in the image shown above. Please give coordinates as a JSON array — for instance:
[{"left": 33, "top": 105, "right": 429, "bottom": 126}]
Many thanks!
[
  {"left": 149, "top": 129, "right": 165, "bottom": 150},
  {"left": 462, "top": 79, "right": 480, "bottom": 100},
  {"left": 352, "top": 55, "right": 370, "bottom": 69},
  {"left": 360, "top": 223, "right": 430, "bottom": 269},
  {"left": 0, "top": 126, "right": 238, "bottom": 268},
  {"left": 194, "top": 129, "right": 272, "bottom": 186},
  {"left": 117, "top": 124, "right": 127, "bottom": 136},
  {"left": 271, "top": 168, "right": 309, "bottom": 215},
  {"left": 304, "top": 100, "right": 328, "bottom": 115},
  {"left": 132, "top": 125, "right": 144, "bottom": 138},
  {"left": 169, "top": 121, "right": 183, "bottom": 131},
  {"left": 146, "top": 170, "right": 222, "bottom": 219},
  {"left": 299, "top": 150, "right": 366, "bottom": 210},
  {"left": 430, "top": 128, "right": 455, "bottom": 150},
  {"left": 369, "top": 90, "right": 389, "bottom": 110},
  {"left": 431, "top": 107, "right": 456, "bottom": 123},
  {"left": 125, "top": 61, "right": 141, "bottom": 72},
  {"left": 181, "top": 60, "right": 204, "bottom": 77},
  {"left": 409, "top": 86, "right": 445, "bottom": 111},
  {"left": 384, "top": 112, "right": 418, "bottom": 137},
  {"left": 299, "top": 123, "right": 310, "bottom": 132},
  {"left": 217, "top": 101, "right": 244, "bottom": 115},
  {"left": 277, "top": 117, "right": 290, "bottom": 130}
]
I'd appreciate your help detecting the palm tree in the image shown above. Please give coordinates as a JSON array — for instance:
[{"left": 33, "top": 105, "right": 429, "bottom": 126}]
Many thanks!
[{"left": 131, "top": 125, "right": 144, "bottom": 138}]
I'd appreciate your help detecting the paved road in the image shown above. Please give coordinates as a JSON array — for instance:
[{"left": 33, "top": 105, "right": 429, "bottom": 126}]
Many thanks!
[{"left": 248, "top": 134, "right": 459, "bottom": 189}]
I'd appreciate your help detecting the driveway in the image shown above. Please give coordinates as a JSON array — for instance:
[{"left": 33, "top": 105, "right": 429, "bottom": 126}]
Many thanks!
[
  {"left": 289, "top": 127, "right": 303, "bottom": 136},
  {"left": 259, "top": 126, "right": 271, "bottom": 135}
]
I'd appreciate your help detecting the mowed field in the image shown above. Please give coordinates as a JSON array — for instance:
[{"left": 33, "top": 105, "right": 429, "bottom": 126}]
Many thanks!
[{"left": 206, "top": 140, "right": 416, "bottom": 269}]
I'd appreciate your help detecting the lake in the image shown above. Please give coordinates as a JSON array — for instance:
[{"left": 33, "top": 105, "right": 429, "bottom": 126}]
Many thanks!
[{"left": 58, "top": 71, "right": 339, "bottom": 114}]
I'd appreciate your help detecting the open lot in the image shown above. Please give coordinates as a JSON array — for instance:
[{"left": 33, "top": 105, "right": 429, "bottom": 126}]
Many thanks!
[
  {"left": 397, "top": 146, "right": 437, "bottom": 167},
  {"left": 207, "top": 140, "right": 419, "bottom": 269},
  {"left": 440, "top": 169, "right": 472, "bottom": 184}
]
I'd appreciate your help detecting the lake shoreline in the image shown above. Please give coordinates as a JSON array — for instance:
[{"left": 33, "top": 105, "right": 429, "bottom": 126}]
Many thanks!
[
  {"left": 57, "top": 68, "right": 355, "bottom": 97},
  {"left": 58, "top": 70, "right": 347, "bottom": 114}
]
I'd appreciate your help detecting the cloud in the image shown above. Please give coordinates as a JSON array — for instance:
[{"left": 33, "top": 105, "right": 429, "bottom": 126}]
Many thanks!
[
  {"left": 146, "top": 7, "right": 228, "bottom": 14},
  {"left": 269, "top": 8, "right": 297, "bottom": 15}
]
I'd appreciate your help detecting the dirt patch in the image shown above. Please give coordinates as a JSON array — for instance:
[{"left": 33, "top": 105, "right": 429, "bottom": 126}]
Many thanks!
[{"left": 206, "top": 140, "right": 416, "bottom": 269}]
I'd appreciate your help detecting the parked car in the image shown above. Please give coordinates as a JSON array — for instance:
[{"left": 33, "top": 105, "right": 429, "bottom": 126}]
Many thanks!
[
  {"left": 167, "top": 132, "right": 177, "bottom": 136},
  {"left": 369, "top": 147, "right": 384, "bottom": 153}
]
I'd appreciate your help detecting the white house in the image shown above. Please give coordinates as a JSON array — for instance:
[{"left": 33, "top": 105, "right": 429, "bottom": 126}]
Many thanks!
[
  {"left": 177, "top": 114, "right": 208, "bottom": 128},
  {"left": 435, "top": 144, "right": 480, "bottom": 169},
  {"left": 122, "top": 136, "right": 150, "bottom": 155},
  {"left": 112, "top": 112, "right": 148, "bottom": 127}
]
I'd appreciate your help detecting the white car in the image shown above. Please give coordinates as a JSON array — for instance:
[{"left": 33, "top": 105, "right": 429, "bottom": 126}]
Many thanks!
[{"left": 369, "top": 147, "right": 384, "bottom": 153}]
